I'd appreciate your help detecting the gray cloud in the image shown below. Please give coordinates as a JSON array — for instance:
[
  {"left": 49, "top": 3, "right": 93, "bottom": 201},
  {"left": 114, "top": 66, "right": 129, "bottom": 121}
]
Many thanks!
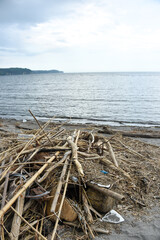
[{"left": 0, "top": 0, "right": 84, "bottom": 26}]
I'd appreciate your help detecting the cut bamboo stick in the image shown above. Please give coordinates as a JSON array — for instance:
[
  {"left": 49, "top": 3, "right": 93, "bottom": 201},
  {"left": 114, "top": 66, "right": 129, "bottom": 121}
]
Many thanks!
[
  {"left": 107, "top": 141, "right": 119, "bottom": 167},
  {"left": 51, "top": 160, "right": 72, "bottom": 240},
  {"left": 82, "top": 190, "right": 93, "bottom": 223},
  {"left": 10, "top": 191, "right": 26, "bottom": 240},
  {"left": 50, "top": 154, "right": 70, "bottom": 213}
]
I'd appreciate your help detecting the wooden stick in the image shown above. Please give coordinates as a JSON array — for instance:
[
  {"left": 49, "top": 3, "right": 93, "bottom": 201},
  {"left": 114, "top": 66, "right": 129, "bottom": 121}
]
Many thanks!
[
  {"left": 51, "top": 160, "right": 72, "bottom": 240},
  {"left": 10, "top": 191, "right": 26, "bottom": 240},
  {"left": 100, "top": 157, "right": 132, "bottom": 181},
  {"left": 29, "top": 109, "right": 53, "bottom": 145},
  {"left": 82, "top": 190, "right": 93, "bottom": 223},
  {"left": 0, "top": 152, "right": 59, "bottom": 218},
  {"left": 87, "top": 182, "right": 125, "bottom": 201},
  {"left": 50, "top": 154, "right": 70, "bottom": 213},
  {"left": 67, "top": 136, "right": 84, "bottom": 177},
  {"left": 107, "top": 141, "right": 119, "bottom": 167}
]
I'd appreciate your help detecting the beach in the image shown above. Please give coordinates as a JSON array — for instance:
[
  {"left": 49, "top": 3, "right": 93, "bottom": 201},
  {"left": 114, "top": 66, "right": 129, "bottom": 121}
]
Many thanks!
[{"left": 0, "top": 117, "right": 160, "bottom": 239}]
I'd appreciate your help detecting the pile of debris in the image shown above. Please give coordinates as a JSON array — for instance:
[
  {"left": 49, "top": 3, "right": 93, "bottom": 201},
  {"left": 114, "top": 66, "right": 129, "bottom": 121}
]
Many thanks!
[{"left": 0, "top": 117, "right": 160, "bottom": 240}]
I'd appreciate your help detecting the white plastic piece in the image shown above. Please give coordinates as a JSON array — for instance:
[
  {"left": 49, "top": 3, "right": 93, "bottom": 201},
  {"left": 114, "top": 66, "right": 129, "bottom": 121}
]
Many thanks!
[
  {"left": 102, "top": 210, "right": 124, "bottom": 223},
  {"left": 90, "top": 181, "right": 110, "bottom": 189}
]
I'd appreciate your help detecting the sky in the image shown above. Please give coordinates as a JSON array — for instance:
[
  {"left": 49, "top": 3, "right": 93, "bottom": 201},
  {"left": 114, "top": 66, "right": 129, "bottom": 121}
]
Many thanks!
[{"left": 0, "top": 0, "right": 160, "bottom": 72}]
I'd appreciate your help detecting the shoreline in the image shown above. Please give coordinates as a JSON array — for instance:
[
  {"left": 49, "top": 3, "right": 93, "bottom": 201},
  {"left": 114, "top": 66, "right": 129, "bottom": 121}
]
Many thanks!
[{"left": 1, "top": 117, "right": 160, "bottom": 147}]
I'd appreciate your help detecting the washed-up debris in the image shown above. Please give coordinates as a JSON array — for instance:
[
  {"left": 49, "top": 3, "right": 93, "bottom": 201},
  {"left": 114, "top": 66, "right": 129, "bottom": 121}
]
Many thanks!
[
  {"left": 0, "top": 113, "right": 160, "bottom": 239},
  {"left": 101, "top": 210, "right": 124, "bottom": 223}
]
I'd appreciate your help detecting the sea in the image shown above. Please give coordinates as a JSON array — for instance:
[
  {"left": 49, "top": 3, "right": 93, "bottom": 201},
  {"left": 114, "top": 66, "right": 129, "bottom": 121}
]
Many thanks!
[{"left": 0, "top": 72, "right": 160, "bottom": 127}]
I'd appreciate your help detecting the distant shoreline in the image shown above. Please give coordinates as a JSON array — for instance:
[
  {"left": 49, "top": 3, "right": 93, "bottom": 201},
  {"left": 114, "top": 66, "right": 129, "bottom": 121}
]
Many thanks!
[{"left": 0, "top": 67, "right": 63, "bottom": 76}]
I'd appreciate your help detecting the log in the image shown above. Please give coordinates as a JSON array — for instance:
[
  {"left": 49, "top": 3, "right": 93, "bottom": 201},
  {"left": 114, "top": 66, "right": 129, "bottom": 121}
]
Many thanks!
[
  {"left": 87, "top": 182, "right": 125, "bottom": 201},
  {"left": 99, "top": 126, "right": 160, "bottom": 138}
]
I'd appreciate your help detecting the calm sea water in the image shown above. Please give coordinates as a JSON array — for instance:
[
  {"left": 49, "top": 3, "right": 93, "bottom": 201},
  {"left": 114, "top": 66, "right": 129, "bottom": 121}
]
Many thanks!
[{"left": 0, "top": 72, "right": 160, "bottom": 126}]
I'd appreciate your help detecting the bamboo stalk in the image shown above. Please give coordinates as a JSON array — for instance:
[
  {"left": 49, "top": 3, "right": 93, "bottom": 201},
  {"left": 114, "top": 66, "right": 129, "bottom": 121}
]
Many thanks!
[
  {"left": 0, "top": 152, "right": 59, "bottom": 218},
  {"left": 50, "top": 154, "right": 70, "bottom": 213},
  {"left": 107, "top": 141, "right": 119, "bottom": 167},
  {"left": 29, "top": 109, "right": 53, "bottom": 145},
  {"left": 10, "top": 191, "right": 26, "bottom": 240},
  {"left": 82, "top": 190, "right": 93, "bottom": 223},
  {"left": 51, "top": 160, "right": 72, "bottom": 240}
]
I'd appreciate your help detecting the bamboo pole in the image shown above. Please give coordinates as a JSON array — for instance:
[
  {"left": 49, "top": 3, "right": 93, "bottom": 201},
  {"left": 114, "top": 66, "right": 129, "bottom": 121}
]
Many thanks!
[
  {"left": 107, "top": 141, "right": 119, "bottom": 167},
  {"left": 10, "top": 191, "right": 26, "bottom": 240},
  {"left": 29, "top": 109, "right": 53, "bottom": 145},
  {"left": 50, "top": 154, "right": 70, "bottom": 213},
  {"left": 0, "top": 152, "right": 59, "bottom": 218},
  {"left": 51, "top": 160, "right": 72, "bottom": 240},
  {"left": 82, "top": 190, "right": 93, "bottom": 223},
  {"left": 67, "top": 136, "right": 84, "bottom": 177}
]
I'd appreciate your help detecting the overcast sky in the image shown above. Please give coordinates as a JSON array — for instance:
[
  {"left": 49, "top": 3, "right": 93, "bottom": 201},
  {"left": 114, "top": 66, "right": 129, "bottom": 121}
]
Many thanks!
[{"left": 0, "top": 0, "right": 160, "bottom": 72}]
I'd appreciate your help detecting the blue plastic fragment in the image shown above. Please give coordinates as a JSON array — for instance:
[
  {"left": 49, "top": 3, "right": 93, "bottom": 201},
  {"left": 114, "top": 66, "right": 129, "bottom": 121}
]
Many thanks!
[{"left": 100, "top": 170, "right": 108, "bottom": 174}]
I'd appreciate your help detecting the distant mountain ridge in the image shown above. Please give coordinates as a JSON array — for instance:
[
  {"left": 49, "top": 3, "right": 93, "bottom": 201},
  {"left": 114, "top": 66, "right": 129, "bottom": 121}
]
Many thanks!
[{"left": 0, "top": 68, "right": 63, "bottom": 75}]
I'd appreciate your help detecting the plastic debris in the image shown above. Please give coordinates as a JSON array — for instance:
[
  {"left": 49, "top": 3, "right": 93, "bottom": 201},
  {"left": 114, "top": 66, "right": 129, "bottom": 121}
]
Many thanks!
[
  {"left": 71, "top": 176, "right": 78, "bottom": 183},
  {"left": 90, "top": 181, "right": 110, "bottom": 189},
  {"left": 102, "top": 210, "right": 124, "bottom": 223},
  {"left": 100, "top": 170, "right": 108, "bottom": 174}
]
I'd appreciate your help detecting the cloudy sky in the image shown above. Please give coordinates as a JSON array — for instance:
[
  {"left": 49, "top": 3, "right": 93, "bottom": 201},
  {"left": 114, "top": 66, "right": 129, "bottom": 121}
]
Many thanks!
[{"left": 0, "top": 0, "right": 160, "bottom": 72}]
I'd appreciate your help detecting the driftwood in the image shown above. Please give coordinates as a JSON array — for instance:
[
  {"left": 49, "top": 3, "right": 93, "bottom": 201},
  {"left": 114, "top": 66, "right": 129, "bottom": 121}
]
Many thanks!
[
  {"left": 67, "top": 136, "right": 84, "bottom": 177},
  {"left": 107, "top": 141, "right": 119, "bottom": 167},
  {"left": 82, "top": 190, "right": 94, "bottom": 223},
  {"left": 99, "top": 126, "right": 160, "bottom": 138},
  {"left": 10, "top": 191, "right": 26, "bottom": 240},
  {"left": 50, "top": 160, "right": 72, "bottom": 240},
  {"left": 0, "top": 116, "right": 160, "bottom": 239},
  {"left": 50, "top": 155, "right": 70, "bottom": 213},
  {"left": 87, "top": 182, "right": 125, "bottom": 201}
]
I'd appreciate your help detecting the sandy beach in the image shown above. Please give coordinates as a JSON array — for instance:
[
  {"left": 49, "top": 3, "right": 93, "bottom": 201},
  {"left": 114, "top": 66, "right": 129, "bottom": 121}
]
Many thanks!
[{"left": 0, "top": 117, "right": 160, "bottom": 240}]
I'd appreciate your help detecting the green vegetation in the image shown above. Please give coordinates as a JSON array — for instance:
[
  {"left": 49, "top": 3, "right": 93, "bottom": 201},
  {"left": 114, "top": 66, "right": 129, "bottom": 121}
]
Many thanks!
[{"left": 0, "top": 68, "right": 63, "bottom": 76}]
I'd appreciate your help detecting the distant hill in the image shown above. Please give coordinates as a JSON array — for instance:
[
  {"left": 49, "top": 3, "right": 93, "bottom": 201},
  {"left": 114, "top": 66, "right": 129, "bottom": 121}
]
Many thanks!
[{"left": 0, "top": 68, "right": 63, "bottom": 76}]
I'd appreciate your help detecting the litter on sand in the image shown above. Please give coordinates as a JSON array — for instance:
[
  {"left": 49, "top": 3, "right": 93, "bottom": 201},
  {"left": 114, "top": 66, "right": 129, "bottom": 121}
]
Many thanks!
[
  {"left": 101, "top": 210, "right": 125, "bottom": 223},
  {"left": 0, "top": 112, "right": 160, "bottom": 239}
]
